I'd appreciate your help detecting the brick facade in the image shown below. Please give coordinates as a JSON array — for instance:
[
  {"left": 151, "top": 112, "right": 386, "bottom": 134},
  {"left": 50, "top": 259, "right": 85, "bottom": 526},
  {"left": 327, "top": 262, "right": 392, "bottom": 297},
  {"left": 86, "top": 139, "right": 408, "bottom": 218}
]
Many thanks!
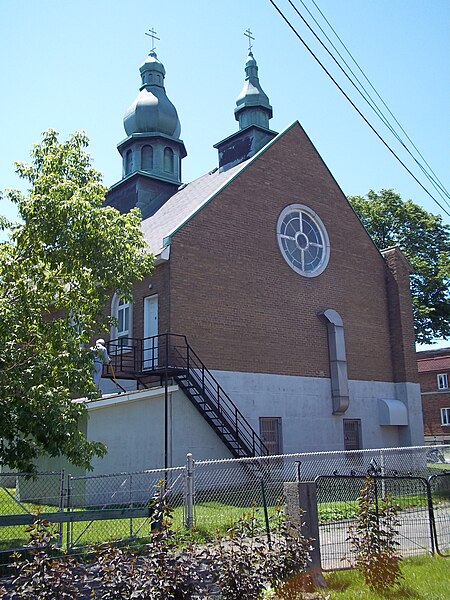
[
  {"left": 163, "top": 123, "right": 416, "bottom": 383},
  {"left": 417, "top": 348, "right": 450, "bottom": 441}
]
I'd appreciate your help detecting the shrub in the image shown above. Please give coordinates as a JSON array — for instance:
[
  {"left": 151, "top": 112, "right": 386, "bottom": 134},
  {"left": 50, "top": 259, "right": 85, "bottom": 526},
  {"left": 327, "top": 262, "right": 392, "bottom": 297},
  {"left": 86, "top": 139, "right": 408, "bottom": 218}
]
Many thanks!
[
  {"left": 91, "top": 545, "right": 139, "bottom": 599},
  {"left": 265, "top": 507, "right": 313, "bottom": 599},
  {"left": 347, "top": 476, "right": 403, "bottom": 592},
  {"left": 4, "top": 516, "right": 86, "bottom": 599},
  {"left": 207, "top": 507, "right": 269, "bottom": 600}
]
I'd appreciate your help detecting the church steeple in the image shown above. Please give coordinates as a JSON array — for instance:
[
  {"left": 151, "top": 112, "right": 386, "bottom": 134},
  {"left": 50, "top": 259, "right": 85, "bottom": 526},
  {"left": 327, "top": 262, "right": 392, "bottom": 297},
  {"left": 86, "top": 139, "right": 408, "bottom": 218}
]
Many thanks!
[
  {"left": 234, "top": 52, "right": 273, "bottom": 130},
  {"left": 106, "top": 34, "right": 187, "bottom": 219},
  {"left": 214, "top": 33, "right": 277, "bottom": 172},
  {"left": 123, "top": 51, "right": 182, "bottom": 141},
  {"left": 118, "top": 45, "right": 186, "bottom": 185}
]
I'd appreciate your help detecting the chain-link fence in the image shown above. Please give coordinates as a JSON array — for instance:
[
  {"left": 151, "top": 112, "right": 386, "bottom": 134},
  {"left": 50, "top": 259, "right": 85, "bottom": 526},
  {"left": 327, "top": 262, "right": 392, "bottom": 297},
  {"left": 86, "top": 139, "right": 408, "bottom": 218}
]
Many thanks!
[
  {"left": 1, "top": 445, "right": 449, "bottom": 568},
  {"left": 429, "top": 472, "right": 450, "bottom": 556},
  {"left": 66, "top": 466, "right": 185, "bottom": 549},
  {"left": 191, "top": 445, "right": 449, "bottom": 534},
  {"left": 0, "top": 471, "right": 64, "bottom": 552}
]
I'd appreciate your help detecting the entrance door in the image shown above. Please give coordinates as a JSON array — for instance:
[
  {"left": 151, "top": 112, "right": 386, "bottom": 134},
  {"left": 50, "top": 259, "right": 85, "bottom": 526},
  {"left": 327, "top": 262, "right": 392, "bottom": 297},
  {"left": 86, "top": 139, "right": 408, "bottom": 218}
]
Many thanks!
[{"left": 143, "top": 295, "right": 158, "bottom": 369}]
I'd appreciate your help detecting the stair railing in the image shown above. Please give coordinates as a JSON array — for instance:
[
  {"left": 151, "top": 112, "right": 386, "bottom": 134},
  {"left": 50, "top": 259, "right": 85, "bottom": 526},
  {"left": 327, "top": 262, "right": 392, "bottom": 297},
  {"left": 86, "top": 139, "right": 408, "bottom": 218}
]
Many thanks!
[
  {"left": 171, "top": 335, "right": 267, "bottom": 457},
  {"left": 105, "top": 333, "right": 268, "bottom": 457}
]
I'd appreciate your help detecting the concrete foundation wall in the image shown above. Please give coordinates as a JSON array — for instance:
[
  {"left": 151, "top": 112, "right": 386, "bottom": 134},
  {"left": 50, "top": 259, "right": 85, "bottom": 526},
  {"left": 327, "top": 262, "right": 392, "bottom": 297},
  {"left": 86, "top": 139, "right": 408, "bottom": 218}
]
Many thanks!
[
  {"left": 212, "top": 370, "right": 424, "bottom": 452},
  {"left": 31, "top": 370, "right": 423, "bottom": 480},
  {"left": 86, "top": 386, "right": 233, "bottom": 475}
]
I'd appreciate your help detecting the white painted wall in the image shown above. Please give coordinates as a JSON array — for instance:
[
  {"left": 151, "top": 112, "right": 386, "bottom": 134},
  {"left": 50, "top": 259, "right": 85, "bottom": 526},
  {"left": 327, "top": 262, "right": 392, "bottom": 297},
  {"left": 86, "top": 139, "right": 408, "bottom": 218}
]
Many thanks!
[{"left": 85, "top": 386, "right": 233, "bottom": 475}]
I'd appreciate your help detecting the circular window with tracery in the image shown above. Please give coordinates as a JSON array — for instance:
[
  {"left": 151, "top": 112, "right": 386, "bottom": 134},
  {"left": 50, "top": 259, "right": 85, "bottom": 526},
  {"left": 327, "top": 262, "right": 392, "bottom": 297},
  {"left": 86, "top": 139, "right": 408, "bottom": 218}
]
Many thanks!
[{"left": 276, "top": 204, "right": 330, "bottom": 277}]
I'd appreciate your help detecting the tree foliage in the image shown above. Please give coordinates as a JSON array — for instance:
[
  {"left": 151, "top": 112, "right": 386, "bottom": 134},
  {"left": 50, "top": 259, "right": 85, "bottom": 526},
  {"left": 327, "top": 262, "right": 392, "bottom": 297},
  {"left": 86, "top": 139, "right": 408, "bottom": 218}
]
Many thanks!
[
  {"left": 0, "top": 130, "right": 154, "bottom": 472},
  {"left": 349, "top": 189, "right": 450, "bottom": 344}
]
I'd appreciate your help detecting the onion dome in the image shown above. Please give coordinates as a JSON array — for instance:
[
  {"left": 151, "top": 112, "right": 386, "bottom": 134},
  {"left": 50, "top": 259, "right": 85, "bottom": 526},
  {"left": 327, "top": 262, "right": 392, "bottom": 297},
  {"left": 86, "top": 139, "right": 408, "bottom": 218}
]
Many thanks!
[
  {"left": 234, "top": 52, "right": 273, "bottom": 130},
  {"left": 123, "top": 51, "right": 181, "bottom": 138}
]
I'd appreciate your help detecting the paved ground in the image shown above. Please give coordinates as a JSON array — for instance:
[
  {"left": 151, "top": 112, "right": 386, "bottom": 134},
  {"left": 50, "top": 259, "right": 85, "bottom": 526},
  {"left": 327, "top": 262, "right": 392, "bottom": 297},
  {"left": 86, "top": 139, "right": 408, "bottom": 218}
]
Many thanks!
[{"left": 319, "top": 505, "right": 450, "bottom": 570}]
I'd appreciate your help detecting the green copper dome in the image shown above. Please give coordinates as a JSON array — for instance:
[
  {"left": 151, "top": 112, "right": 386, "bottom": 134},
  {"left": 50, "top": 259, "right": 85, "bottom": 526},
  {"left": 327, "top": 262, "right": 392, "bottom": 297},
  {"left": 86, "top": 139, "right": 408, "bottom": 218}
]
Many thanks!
[
  {"left": 234, "top": 52, "right": 273, "bottom": 129},
  {"left": 124, "top": 51, "right": 181, "bottom": 138}
]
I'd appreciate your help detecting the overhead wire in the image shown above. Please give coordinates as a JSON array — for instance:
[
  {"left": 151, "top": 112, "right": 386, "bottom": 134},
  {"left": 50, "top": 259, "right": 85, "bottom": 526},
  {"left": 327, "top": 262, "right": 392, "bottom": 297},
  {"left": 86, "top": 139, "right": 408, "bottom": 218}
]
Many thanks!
[
  {"left": 267, "top": 0, "right": 450, "bottom": 218},
  {"left": 306, "top": 0, "right": 450, "bottom": 203},
  {"left": 285, "top": 0, "right": 450, "bottom": 211}
]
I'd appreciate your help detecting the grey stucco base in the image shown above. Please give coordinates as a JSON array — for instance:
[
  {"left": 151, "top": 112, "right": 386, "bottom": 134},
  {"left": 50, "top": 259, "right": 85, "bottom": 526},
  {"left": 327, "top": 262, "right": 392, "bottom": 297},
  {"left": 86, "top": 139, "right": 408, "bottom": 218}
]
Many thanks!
[
  {"left": 36, "top": 371, "right": 423, "bottom": 477},
  {"left": 212, "top": 370, "right": 424, "bottom": 453}
]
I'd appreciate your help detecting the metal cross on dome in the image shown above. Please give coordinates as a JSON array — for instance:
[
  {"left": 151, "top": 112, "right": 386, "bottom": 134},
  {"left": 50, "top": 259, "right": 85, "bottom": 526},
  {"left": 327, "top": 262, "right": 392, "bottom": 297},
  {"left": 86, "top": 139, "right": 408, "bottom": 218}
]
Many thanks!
[
  {"left": 244, "top": 28, "right": 255, "bottom": 53},
  {"left": 145, "top": 28, "right": 160, "bottom": 53}
]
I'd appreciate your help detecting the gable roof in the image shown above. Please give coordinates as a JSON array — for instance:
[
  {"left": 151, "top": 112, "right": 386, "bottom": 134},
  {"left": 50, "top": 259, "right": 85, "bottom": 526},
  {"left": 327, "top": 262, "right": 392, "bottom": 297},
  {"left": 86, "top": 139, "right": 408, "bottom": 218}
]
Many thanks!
[{"left": 141, "top": 122, "right": 298, "bottom": 255}]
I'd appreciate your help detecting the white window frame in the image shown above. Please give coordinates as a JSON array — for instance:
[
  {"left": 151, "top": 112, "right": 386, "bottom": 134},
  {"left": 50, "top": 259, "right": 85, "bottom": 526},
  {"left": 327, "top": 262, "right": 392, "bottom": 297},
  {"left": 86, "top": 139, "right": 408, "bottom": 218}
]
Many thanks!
[
  {"left": 276, "top": 204, "right": 330, "bottom": 278},
  {"left": 437, "top": 373, "right": 449, "bottom": 390},
  {"left": 441, "top": 408, "right": 450, "bottom": 426},
  {"left": 111, "top": 293, "right": 133, "bottom": 352}
]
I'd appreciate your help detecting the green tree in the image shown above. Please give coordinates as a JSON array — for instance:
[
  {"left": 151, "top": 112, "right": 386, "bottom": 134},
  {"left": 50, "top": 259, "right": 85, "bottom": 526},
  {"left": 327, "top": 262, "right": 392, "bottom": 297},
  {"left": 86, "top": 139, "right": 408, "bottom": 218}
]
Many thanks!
[
  {"left": 0, "top": 130, "right": 154, "bottom": 472},
  {"left": 349, "top": 189, "right": 450, "bottom": 344}
]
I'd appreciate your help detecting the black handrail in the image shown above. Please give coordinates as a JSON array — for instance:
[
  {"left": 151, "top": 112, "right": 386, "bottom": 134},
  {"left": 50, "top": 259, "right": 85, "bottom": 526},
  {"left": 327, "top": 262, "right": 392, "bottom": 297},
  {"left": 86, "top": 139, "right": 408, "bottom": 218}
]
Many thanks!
[
  {"left": 173, "top": 339, "right": 267, "bottom": 456},
  {"left": 106, "top": 334, "right": 268, "bottom": 457}
]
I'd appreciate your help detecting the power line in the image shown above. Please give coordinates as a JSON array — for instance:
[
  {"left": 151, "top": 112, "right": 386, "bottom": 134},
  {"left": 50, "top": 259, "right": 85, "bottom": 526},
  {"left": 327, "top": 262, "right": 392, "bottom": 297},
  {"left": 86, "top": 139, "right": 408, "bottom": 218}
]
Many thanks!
[
  {"left": 267, "top": 0, "right": 450, "bottom": 218},
  {"left": 304, "top": 0, "right": 450, "bottom": 204},
  {"left": 286, "top": 0, "right": 450, "bottom": 209}
]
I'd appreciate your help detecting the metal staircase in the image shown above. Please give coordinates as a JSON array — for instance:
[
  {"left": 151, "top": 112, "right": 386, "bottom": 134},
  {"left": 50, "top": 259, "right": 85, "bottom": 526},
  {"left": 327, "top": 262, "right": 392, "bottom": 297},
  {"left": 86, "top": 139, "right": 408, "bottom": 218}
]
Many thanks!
[{"left": 106, "top": 334, "right": 268, "bottom": 458}]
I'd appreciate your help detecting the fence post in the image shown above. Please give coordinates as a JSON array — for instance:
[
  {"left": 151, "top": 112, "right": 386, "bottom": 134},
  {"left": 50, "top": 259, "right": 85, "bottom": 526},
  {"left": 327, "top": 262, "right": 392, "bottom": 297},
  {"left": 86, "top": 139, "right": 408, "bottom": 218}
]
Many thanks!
[
  {"left": 426, "top": 476, "right": 436, "bottom": 555},
  {"left": 185, "top": 453, "right": 195, "bottom": 529},
  {"left": 284, "top": 481, "right": 327, "bottom": 588},
  {"left": 57, "top": 470, "right": 65, "bottom": 549},
  {"left": 380, "top": 450, "right": 386, "bottom": 498},
  {"left": 66, "top": 474, "right": 72, "bottom": 550},
  {"left": 129, "top": 474, "right": 133, "bottom": 539}
]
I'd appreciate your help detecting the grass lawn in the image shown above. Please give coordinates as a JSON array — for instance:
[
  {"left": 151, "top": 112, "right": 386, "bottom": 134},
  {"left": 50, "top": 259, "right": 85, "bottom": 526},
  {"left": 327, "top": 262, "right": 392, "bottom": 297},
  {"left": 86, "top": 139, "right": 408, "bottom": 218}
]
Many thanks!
[
  {"left": 428, "top": 462, "right": 450, "bottom": 471},
  {"left": 1, "top": 475, "right": 449, "bottom": 550},
  {"left": 318, "top": 555, "right": 449, "bottom": 599}
]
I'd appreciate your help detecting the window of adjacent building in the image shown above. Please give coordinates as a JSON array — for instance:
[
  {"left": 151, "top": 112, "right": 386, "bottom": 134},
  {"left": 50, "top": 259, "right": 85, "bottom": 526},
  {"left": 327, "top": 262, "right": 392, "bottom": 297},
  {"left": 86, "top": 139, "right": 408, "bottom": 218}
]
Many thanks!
[
  {"left": 441, "top": 408, "right": 450, "bottom": 426},
  {"left": 437, "top": 373, "right": 449, "bottom": 390},
  {"left": 259, "top": 417, "right": 282, "bottom": 455},
  {"left": 163, "top": 147, "right": 174, "bottom": 173},
  {"left": 111, "top": 294, "right": 132, "bottom": 351},
  {"left": 343, "top": 419, "right": 362, "bottom": 451},
  {"left": 141, "top": 145, "right": 153, "bottom": 170}
]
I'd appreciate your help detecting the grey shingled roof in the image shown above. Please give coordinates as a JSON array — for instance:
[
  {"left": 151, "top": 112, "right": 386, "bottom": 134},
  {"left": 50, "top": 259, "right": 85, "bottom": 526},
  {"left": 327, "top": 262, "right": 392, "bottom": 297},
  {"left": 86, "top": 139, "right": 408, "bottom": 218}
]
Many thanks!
[{"left": 140, "top": 161, "right": 246, "bottom": 255}]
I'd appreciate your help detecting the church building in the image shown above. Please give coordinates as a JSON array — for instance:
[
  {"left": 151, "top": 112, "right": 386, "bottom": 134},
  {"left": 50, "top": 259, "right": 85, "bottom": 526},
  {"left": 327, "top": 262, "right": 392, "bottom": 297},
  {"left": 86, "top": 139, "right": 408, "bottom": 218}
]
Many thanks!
[{"left": 83, "top": 45, "right": 424, "bottom": 475}]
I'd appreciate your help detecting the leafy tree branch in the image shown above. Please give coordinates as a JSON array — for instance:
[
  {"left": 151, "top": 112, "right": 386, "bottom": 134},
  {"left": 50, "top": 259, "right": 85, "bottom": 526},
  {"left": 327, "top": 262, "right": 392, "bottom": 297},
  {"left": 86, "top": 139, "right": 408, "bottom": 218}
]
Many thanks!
[
  {"left": 349, "top": 189, "right": 450, "bottom": 344},
  {"left": 0, "top": 130, "right": 154, "bottom": 472}
]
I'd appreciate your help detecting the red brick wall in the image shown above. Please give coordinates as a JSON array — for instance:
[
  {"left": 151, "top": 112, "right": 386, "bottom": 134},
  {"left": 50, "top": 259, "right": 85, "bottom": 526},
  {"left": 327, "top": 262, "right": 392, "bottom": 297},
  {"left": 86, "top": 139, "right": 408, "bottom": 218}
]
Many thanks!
[
  {"left": 132, "top": 262, "right": 170, "bottom": 340},
  {"left": 164, "top": 123, "right": 413, "bottom": 381},
  {"left": 383, "top": 248, "right": 418, "bottom": 383},
  {"left": 418, "top": 357, "right": 450, "bottom": 436}
]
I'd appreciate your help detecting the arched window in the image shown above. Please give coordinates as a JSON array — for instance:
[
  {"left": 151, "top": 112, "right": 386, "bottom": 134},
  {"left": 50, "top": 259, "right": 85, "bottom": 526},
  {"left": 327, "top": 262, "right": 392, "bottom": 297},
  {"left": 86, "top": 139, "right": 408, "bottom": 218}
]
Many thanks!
[
  {"left": 141, "top": 145, "right": 153, "bottom": 171},
  {"left": 163, "top": 147, "right": 174, "bottom": 173},
  {"left": 111, "top": 294, "right": 133, "bottom": 352},
  {"left": 125, "top": 149, "right": 133, "bottom": 175}
]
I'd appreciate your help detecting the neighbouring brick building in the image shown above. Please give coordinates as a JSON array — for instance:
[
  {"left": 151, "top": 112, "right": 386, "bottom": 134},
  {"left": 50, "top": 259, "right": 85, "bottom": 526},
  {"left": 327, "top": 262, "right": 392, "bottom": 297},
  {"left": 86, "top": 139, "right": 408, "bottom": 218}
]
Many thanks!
[
  {"left": 417, "top": 347, "right": 450, "bottom": 445},
  {"left": 62, "top": 47, "right": 423, "bottom": 475}
]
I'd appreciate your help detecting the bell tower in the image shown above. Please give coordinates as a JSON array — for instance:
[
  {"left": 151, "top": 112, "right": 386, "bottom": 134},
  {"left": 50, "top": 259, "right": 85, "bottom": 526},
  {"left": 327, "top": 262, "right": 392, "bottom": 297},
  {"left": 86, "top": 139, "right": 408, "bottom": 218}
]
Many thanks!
[
  {"left": 106, "top": 32, "right": 187, "bottom": 219},
  {"left": 214, "top": 30, "right": 277, "bottom": 172}
]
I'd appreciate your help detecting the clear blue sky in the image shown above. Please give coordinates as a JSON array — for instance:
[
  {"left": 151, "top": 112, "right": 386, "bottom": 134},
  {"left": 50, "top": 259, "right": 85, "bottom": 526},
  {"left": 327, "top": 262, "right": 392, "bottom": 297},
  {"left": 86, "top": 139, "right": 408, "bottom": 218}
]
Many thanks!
[{"left": 1, "top": 0, "right": 449, "bottom": 347}]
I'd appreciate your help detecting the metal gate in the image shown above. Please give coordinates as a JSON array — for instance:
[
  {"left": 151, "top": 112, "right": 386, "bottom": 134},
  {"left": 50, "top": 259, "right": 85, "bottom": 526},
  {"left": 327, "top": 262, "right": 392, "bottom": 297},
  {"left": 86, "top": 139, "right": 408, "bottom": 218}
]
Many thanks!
[
  {"left": 428, "top": 473, "right": 450, "bottom": 556},
  {"left": 316, "top": 473, "right": 450, "bottom": 571}
]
